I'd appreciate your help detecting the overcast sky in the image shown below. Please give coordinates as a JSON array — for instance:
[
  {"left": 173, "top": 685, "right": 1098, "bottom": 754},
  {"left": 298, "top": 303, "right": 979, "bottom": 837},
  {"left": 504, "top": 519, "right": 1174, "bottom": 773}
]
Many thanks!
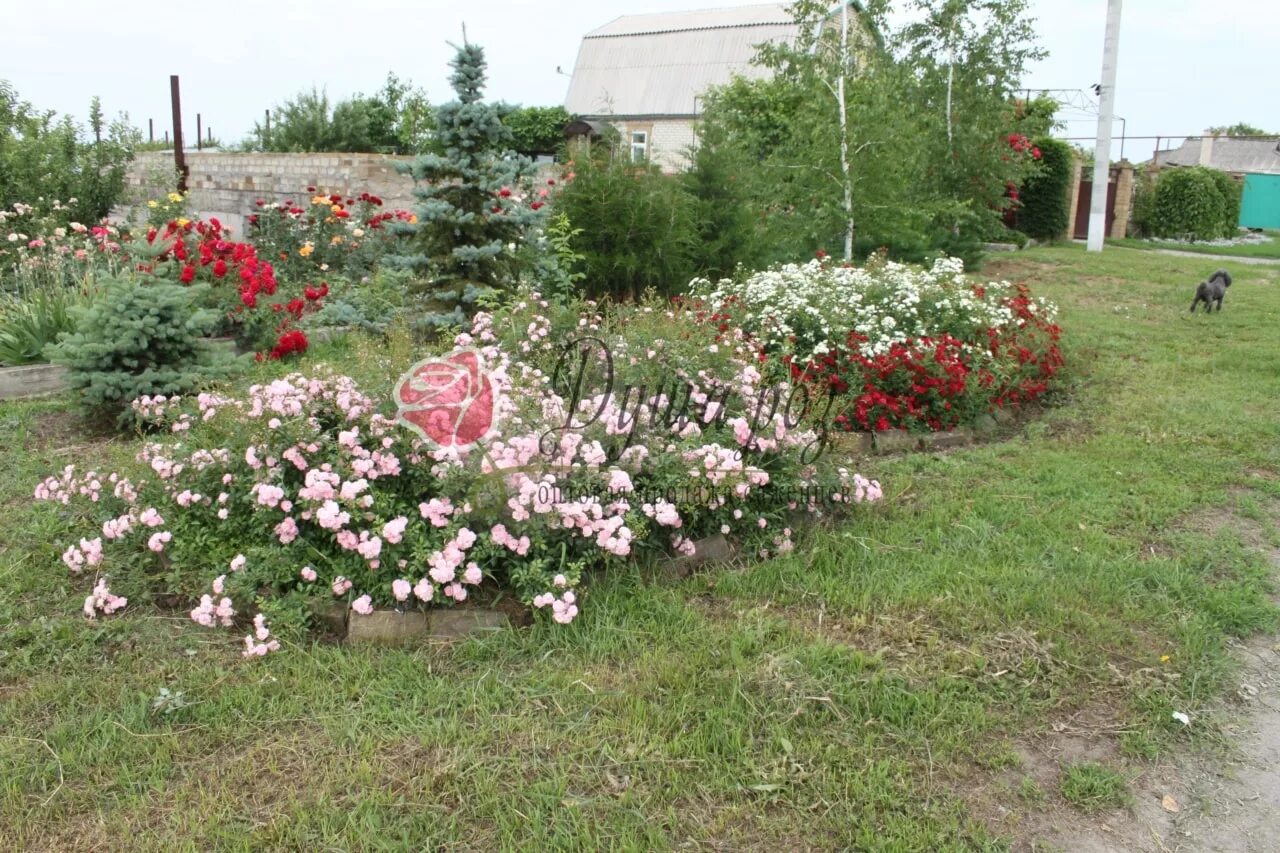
[{"left": 2, "top": 0, "right": 1275, "bottom": 159}]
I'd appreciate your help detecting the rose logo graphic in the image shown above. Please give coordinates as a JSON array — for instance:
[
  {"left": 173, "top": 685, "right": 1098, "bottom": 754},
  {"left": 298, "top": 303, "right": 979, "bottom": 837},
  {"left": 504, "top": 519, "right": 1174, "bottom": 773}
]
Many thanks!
[{"left": 395, "top": 349, "right": 497, "bottom": 448}]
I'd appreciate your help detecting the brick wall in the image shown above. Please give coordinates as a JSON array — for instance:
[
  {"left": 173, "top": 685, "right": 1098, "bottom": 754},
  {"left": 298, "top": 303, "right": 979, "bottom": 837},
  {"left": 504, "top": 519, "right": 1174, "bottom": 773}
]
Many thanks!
[
  {"left": 650, "top": 120, "right": 698, "bottom": 172},
  {"left": 118, "top": 151, "right": 419, "bottom": 236},
  {"left": 601, "top": 119, "right": 699, "bottom": 173}
]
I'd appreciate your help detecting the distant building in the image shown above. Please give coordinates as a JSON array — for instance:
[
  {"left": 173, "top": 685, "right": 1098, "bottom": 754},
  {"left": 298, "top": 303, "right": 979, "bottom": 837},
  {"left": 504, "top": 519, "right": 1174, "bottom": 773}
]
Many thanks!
[
  {"left": 1153, "top": 135, "right": 1280, "bottom": 177},
  {"left": 563, "top": 3, "right": 869, "bottom": 172},
  {"left": 1151, "top": 134, "right": 1280, "bottom": 229}
]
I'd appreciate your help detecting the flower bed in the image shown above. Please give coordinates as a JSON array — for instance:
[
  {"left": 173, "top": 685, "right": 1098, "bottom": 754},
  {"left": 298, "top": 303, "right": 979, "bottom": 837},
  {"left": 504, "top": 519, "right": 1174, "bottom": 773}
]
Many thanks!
[
  {"left": 35, "top": 290, "right": 883, "bottom": 654},
  {"left": 689, "top": 256, "right": 1064, "bottom": 432}
]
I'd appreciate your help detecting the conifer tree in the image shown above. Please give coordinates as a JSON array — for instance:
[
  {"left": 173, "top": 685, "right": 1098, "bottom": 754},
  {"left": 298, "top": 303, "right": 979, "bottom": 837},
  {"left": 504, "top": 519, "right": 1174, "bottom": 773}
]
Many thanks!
[{"left": 389, "top": 39, "right": 543, "bottom": 328}]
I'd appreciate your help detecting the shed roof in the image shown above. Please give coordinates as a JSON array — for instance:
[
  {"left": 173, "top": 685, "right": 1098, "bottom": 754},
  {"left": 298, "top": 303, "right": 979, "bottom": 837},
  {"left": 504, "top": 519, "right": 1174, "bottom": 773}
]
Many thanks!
[
  {"left": 1154, "top": 136, "right": 1280, "bottom": 175},
  {"left": 564, "top": 3, "right": 800, "bottom": 118}
]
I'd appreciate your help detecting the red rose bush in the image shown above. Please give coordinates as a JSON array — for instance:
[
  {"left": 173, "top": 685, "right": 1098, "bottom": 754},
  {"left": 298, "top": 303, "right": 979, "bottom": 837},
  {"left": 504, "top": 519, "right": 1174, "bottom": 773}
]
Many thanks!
[{"left": 690, "top": 255, "right": 1064, "bottom": 432}]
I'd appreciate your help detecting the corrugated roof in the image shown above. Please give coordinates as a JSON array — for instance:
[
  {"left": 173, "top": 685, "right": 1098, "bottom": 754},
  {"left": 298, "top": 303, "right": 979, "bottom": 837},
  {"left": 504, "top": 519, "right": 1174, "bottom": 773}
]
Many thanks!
[
  {"left": 587, "top": 3, "right": 793, "bottom": 37},
  {"left": 1155, "top": 137, "right": 1280, "bottom": 175},
  {"left": 565, "top": 3, "right": 800, "bottom": 117}
]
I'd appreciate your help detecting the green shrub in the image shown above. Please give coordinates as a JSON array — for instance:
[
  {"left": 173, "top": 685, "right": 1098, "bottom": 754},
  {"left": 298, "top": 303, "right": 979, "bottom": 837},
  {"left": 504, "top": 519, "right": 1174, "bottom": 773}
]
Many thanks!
[
  {"left": 47, "top": 276, "right": 231, "bottom": 428},
  {"left": 551, "top": 146, "right": 703, "bottom": 299},
  {"left": 1148, "top": 166, "right": 1230, "bottom": 240},
  {"left": 1208, "top": 169, "right": 1242, "bottom": 236},
  {"left": 1130, "top": 168, "right": 1158, "bottom": 237},
  {"left": 1017, "top": 137, "right": 1073, "bottom": 240}
]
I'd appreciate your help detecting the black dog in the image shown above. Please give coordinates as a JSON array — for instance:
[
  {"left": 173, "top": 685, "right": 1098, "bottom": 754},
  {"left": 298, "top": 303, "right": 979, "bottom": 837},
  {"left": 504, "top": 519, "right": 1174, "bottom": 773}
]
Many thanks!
[{"left": 1189, "top": 269, "right": 1232, "bottom": 313}]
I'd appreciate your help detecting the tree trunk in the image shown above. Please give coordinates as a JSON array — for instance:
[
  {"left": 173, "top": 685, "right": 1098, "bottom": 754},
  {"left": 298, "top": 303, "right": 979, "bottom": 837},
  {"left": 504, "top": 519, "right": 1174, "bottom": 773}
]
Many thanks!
[{"left": 838, "top": 1, "right": 854, "bottom": 261}]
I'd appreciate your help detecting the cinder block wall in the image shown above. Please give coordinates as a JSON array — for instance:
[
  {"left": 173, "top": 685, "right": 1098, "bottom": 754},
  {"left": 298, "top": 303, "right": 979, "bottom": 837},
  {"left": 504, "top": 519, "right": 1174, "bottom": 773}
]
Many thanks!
[
  {"left": 117, "top": 152, "right": 419, "bottom": 237},
  {"left": 117, "top": 152, "right": 562, "bottom": 237}
]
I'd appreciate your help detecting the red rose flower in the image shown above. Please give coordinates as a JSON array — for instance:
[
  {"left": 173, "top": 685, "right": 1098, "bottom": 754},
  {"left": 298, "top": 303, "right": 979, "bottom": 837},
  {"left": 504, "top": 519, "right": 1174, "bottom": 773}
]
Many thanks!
[{"left": 179, "top": 264, "right": 195, "bottom": 284}]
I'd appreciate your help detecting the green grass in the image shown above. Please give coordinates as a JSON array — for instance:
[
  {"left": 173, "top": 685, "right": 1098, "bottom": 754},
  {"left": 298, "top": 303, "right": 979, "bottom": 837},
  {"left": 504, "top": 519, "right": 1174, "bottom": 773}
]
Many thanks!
[
  {"left": 1059, "top": 762, "right": 1132, "bottom": 812},
  {"left": 2, "top": 245, "right": 1279, "bottom": 849},
  {"left": 1107, "top": 230, "right": 1280, "bottom": 260}
]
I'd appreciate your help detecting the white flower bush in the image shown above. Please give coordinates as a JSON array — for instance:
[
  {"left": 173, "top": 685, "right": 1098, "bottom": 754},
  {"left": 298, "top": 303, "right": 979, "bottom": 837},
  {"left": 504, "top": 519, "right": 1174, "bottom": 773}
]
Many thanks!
[
  {"left": 689, "top": 256, "right": 1066, "bottom": 432},
  {"left": 690, "top": 256, "right": 1057, "bottom": 362}
]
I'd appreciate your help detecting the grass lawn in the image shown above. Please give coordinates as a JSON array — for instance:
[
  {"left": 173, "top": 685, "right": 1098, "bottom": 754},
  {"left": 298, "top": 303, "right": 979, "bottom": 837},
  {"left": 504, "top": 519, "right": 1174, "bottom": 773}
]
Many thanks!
[
  {"left": 2, "top": 245, "right": 1279, "bottom": 850},
  {"left": 1107, "top": 230, "right": 1280, "bottom": 260}
]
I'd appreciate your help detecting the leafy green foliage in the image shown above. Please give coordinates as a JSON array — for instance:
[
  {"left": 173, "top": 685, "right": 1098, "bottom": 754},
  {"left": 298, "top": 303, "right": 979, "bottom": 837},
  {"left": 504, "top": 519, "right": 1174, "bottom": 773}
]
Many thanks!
[
  {"left": 698, "top": 0, "right": 1046, "bottom": 268},
  {"left": 1147, "top": 166, "right": 1235, "bottom": 241},
  {"left": 47, "top": 277, "right": 229, "bottom": 427},
  {"left": 387, "top": 42, "right": 544, "bottom": 327},
  {"left": 682, "top": 141, "right": 760, "bottom": 278},
  {"left": 1011, "top": 94, "right": 1062, "bottom": 137},
  {"left": 1208, "top": 169, "right": 1243, "bottom": 234},
  {"left": 1206, "top": 122, "right": 1272, "bottom": 137},
  {"left": 1, "top": 81, "right": 138, "bottom": 223},
  {"left": 550, "top": 147, "right": 702, "bottom": 299},
  {"left": 0, "top": 285, "right": 86, "bottom": 366},
  {"left": 246, "top": 74, "right": 434, "bottom": 155},
  {"left": 1016, "top": 137, "right": 1073, "bottom": 239},
  {"left": 502, "top": 106, "right": 572, "bottom": 157}
]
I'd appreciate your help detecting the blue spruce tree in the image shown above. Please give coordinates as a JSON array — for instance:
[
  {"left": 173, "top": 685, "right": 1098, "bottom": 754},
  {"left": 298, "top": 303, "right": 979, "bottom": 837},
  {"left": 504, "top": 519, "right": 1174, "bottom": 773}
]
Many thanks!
[{"left": 389, "top": 39, "right": 544, "bottom": 329}]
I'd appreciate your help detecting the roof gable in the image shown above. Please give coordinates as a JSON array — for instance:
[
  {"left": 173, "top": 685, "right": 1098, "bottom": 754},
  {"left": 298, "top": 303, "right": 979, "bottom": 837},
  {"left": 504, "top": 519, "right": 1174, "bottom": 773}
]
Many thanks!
[{"left": 564, "top": 3, "right": 800, "bottom": 117}]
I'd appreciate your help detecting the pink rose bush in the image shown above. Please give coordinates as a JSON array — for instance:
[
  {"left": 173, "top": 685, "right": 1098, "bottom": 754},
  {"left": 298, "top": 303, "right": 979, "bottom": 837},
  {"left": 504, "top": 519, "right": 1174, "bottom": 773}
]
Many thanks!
[{"left": 35, "top": 287, "right": 883, "bottom": 653}]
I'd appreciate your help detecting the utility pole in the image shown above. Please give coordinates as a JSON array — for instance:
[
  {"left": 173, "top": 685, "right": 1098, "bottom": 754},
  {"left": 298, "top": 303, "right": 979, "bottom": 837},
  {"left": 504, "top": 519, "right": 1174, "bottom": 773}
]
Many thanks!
[{"left": 1087, "top": 0, "right": 1123, "bottom": 252}]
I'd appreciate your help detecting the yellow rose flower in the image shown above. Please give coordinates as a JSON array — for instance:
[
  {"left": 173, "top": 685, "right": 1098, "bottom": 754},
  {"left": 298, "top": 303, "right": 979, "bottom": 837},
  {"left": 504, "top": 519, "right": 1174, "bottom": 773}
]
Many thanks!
[
  {"left": 298, "top": 242, "right": 315, "bottom": 257},
  {"left": 147, "top": 200, "right": 158, "bottom": 209},
  {"left": 311, "top": 196, "right": 330, "bottom": 207},
  {"left": 176, "top": 217, "right": 190, "bottom": 227},
  {"left": 330, "top": 204, "right": 342, "bottom": 214},
  {"left": 330, "top": 235, "right": 343, "bottom": 245},
  {"left": 409, "top": 215, "right": 418, "bottom": 224},
  {"left": 167, "top": 192, "right": 184, "bottom": 203}
]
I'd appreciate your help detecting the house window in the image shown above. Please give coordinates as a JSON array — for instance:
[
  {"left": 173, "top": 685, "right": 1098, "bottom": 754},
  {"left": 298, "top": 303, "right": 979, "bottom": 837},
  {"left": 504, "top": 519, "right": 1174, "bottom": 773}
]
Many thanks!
[{"left": 629, "top": 131, "right": 648, "bottom": 163}]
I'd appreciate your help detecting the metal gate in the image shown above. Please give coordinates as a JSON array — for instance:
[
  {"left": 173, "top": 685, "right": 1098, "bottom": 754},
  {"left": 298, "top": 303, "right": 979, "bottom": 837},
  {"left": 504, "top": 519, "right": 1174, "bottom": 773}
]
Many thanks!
[
  {"left": 1073, "top": 180, "right": 1117, "bottom": 240},
  {"left": 1240, "top": 173, "right": 1280, "bottom": 230}
]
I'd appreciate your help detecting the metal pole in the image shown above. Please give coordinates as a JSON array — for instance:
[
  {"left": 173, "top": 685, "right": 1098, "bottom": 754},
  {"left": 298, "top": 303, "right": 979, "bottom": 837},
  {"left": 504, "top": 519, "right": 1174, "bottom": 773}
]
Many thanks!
[
  {"left": 197, "top": 113, "right": 202, "bottom": 151},
  {"left": 1086, "top": 0, "right": 1123, "bottom": 252},
  {"left": 170, "top": 75, "right": 188, "bottom": 193},
  {"left": 148, "top": 118, "right": 154, "bottom": 143},
  {"left": 1119, "top": 117, "right": 1126, "bottom": 161},
  {"left": 265, "top": 109, "right": 271, "bottom": 147}
]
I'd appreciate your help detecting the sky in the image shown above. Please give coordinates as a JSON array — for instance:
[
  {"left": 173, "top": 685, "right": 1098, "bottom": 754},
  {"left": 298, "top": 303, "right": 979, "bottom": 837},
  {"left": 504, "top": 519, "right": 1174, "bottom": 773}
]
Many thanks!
[{"left": 2, "top": 0, "right": 1276, "bottom": 160}]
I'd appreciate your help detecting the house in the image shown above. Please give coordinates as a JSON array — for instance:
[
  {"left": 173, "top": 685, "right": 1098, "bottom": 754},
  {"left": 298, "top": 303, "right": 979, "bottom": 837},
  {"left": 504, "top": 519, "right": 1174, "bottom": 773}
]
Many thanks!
[
  {"left": 1153, "top": 135, "right": 1280, "bottom": 176},
  {"left": 563, "top": 3, "right": 869, "bottom": 172},
  {"left": 1151, "top": 134, "right": 1280, "bottom": 229}
]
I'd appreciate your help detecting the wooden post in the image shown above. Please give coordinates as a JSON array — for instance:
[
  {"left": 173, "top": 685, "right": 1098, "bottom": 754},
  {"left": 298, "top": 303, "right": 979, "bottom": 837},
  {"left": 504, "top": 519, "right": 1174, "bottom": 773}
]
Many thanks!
[
  {"left": 148, "top": 118, "right": 154, "bottom": 143},
  {"left": 264, "top": 109, "right": 271, "bottom": 147},
  {"left": 170, "top": 74, "right": 188, "bottom": 192},
  {"left": 197, "top": 113, "right": 203, "bottom": 151}
]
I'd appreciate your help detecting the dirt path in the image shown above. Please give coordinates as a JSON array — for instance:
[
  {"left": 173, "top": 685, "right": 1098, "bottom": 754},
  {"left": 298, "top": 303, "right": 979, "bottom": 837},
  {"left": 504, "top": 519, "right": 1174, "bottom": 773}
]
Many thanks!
[
  {"left": 1144, "top": 248, "right": 1280, "bottom": 266},
  {"left": 1021, "top": 540, "right": 1280, "bottom": 852}
]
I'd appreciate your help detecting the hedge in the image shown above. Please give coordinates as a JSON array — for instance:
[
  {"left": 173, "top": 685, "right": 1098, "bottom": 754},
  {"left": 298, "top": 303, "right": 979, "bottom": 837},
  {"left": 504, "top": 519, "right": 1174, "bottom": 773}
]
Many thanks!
[{"left": 1016, "top": 137, "right": 1073, "bottom": 240}]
